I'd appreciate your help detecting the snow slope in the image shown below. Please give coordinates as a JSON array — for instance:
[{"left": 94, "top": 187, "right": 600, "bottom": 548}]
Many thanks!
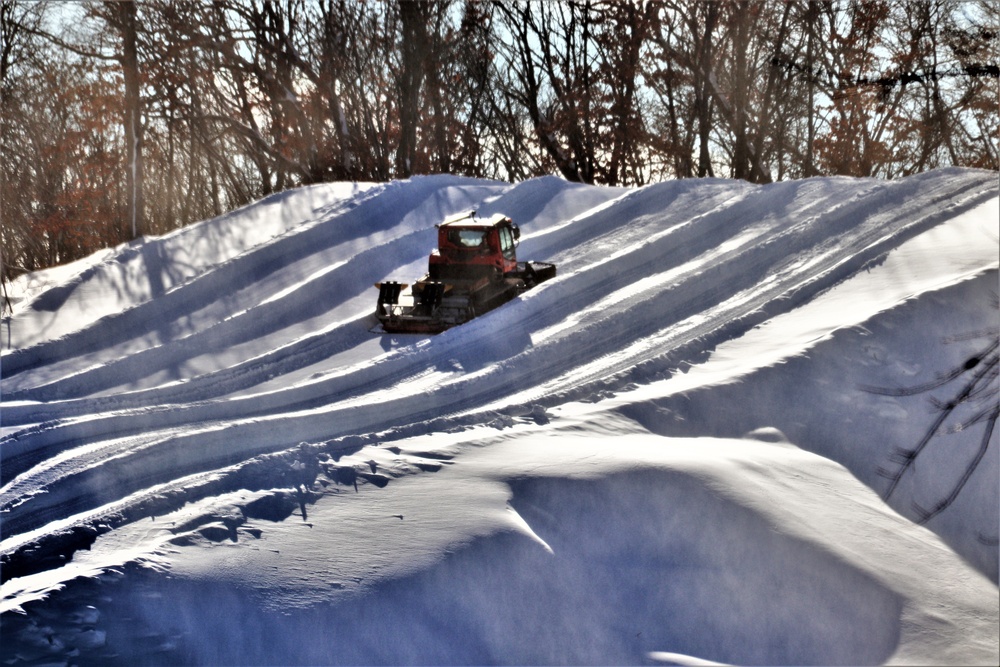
[{"left": 1, "top": 169, "right": 997, "bottom": 665}]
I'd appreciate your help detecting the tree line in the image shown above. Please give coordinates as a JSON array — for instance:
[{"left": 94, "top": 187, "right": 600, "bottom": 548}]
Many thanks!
[{"left": 1, "top": 0, "right": 997, "bottom": 290}]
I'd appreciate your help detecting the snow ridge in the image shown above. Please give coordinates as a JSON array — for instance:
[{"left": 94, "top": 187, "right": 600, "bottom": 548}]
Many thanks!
[
  {"left": 1, "top": 169, "right": 997, "bottom": 666},
  {"left": 2, "top": 168, "right": 996, "bottom": 543}
]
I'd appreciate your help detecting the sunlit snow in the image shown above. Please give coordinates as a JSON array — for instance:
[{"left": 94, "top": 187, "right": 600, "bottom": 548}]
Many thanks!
[{"left": 1, "top": 169, "right": 997, "bottom": 665}]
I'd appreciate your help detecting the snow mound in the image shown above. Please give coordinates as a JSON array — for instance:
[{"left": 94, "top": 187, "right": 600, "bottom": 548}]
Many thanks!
[{"left": 2, "top": 169, "right": 997, "bottom": 665}]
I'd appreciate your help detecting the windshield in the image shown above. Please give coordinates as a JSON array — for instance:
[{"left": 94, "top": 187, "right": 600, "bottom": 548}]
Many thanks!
[{"left": 448, "top": 229, "right": 486, "bottom": 248}]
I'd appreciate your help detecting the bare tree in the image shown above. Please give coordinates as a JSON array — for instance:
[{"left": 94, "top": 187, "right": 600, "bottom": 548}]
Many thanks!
[
  {"left": 493, "top": 0, "right": 599, "bottom": 183},
  {"left": 98, "top": 1, "right": 145, "bottom": 238},
  {"left": 396, "top": 0, "right": 433, "bottom": 177},
  {"left": 2, "top": 0, "right": 996, "bottom": 288},
  {"left": 592, "top": 1, "right": 655, "bottom": 185}
]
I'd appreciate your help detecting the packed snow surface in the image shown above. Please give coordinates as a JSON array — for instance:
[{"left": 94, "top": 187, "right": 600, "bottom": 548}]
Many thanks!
[{"left": 1, "top": 169, "right": 997, "bottom": 665}]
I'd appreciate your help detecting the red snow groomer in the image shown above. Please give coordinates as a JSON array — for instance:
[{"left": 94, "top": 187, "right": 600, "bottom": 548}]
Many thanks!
[{"left": 374, "top": 211, "right": 556, "bottom": 334}]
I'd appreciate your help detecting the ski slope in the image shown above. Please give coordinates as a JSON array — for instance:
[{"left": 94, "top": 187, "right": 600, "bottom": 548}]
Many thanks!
[{"left": 1, "top": 168, "right": 998, "bottom": 665}]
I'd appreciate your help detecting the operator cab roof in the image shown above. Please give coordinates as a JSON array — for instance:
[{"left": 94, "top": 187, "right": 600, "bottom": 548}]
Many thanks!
[{"left": 438, "top": 210, "right": 511, "bottom": 229}]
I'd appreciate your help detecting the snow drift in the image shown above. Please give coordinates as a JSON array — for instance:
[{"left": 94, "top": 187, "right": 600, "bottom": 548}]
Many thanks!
[{"left": 1, "top": 168, "right": 997, "bottom": 665}]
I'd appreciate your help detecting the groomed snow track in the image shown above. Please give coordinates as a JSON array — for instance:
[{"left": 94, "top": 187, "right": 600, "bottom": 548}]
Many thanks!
[{"left": 2, "top": 169, "right": 998, "bottom": 581}]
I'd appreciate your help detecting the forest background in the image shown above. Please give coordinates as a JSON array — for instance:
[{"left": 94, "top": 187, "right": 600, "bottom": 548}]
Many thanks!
[{"left": 1, "top": 0, "right": 997, "bottom": 302}]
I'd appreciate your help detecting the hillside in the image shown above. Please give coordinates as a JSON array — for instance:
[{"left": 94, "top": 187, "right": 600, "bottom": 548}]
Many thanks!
[{"left": 1, "top": 169, "right": 998, "bottom": 665}]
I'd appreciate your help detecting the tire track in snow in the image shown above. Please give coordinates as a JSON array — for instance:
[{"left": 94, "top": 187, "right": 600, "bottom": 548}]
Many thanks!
[
  {"left": 1, "top": 178, "right": 502, "bottom": 384},
  {"left": 2, "top": 172, "right": 989, "bottom": 457},
  {"left": 484, "top": 168, "right": 998, "bottom": 405},
  {"left": 0, "top": 182, "right": 761, "bottom": 526},
  {"left": 1, "top": 170, "right": 995, "bottom": 548},
  {"left": 1, "top": 177, "right": 624, "bottom": 408},
  {"left": 0, "top": 180, "right": 758, "bottom": 479},
  {"left": 0, "top": 181, "right": 739, "bottom": 465}
]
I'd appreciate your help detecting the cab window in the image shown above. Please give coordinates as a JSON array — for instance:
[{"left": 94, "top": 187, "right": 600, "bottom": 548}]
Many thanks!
[{"left": 500, "top": 226, "right": 515, "bottom": 260}]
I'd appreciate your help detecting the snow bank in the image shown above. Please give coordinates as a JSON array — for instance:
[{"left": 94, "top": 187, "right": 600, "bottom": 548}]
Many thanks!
[
  {"left": 6, "top": 429, "right": 993, "bottom": 665},
  {"left": 1, "top": 169, "right": 997, "bottom": 665}
]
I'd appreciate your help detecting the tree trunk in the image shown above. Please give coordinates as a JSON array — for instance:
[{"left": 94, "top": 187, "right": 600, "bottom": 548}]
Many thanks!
[
  {"left": 396, "top": 0, "right": 430, "bottom": 178},
  {"left": 111, "top": 0, "right": 144, "bottom": 239},
  {"left": 695, "top": 2, "right": 717, "bottom": 178}
]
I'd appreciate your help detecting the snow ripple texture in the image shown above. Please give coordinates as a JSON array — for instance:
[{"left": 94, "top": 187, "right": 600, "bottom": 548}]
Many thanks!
[{"left": 1, "top": 169, "right": 997, "bottom": 666}]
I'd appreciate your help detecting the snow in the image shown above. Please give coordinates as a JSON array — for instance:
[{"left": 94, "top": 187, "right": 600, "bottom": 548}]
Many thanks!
[{"left": 1, "top": 169, "right": 997, "bottom": 665}]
